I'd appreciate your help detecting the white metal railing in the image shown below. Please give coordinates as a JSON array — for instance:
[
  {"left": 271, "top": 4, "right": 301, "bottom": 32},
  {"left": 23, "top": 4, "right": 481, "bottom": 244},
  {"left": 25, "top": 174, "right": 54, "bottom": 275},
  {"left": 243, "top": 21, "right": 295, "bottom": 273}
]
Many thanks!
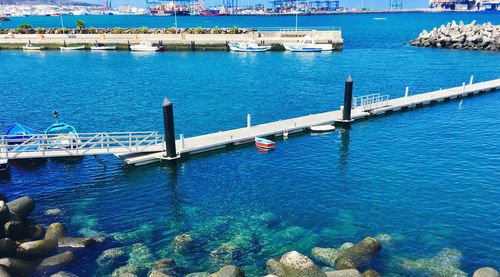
[
  {"left": 353, "top": 93, "right": 390, "bottom": 111},
  {"left": 0, "top": 131, "right": 165, "bottom": 159}
]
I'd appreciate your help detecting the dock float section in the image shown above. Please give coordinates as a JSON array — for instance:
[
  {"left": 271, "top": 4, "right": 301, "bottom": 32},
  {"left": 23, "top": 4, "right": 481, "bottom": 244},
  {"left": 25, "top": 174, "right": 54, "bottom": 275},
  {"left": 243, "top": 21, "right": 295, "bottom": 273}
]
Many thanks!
[{"left": 124, "top": 78, "right": 500, "bottom": 166}]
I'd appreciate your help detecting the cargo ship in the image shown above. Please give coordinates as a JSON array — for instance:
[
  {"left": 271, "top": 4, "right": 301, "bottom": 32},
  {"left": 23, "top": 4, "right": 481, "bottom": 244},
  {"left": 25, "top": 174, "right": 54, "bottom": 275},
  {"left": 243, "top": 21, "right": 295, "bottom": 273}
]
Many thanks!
[{"left": 149, "top": 4, "right": 191, "bottom": 16}]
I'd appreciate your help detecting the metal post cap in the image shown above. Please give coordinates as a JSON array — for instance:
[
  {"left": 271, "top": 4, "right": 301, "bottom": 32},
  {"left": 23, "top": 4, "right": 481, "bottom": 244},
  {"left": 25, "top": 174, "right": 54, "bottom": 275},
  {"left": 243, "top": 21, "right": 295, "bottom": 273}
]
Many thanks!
[{"left": 163, "top": 97, "right": 172, "bottom": 106}]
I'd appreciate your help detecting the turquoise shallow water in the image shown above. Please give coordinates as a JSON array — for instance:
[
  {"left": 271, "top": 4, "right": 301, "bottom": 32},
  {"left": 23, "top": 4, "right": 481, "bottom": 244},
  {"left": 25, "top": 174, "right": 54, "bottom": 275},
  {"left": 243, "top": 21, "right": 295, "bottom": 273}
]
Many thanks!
[{"left": 0, "top": 12, "right": 499, "bottom": 276}]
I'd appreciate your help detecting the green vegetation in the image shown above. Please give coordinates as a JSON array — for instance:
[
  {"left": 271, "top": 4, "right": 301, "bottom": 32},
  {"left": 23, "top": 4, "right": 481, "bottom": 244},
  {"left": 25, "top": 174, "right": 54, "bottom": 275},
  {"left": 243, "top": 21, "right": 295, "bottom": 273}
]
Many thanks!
[
  {"left": 194, "top": 27, "right": 204, "bottom": 34},
  {"left": 111, "top": 27, "right": 122, "bottom": 34},
  {"left": 139, "top": 26, "right": 149, "bottom": 34},
  {"left": 76, "top": 19, "right": 85, "bottom": 33},
  {"left": 35, "top": 27, "right": 44, "bottom": 34},
  {"left": 15, "top": 23, "right": 32, "bottom": 34},
  {"left": 230, "top": 26, "right": 239, "bottom": 34},
  {"left": 166, "top": 27, "right": 177, "bottom": 34},
  {"left": 212, "top": 27, "right": 222, "bottom": 34}
]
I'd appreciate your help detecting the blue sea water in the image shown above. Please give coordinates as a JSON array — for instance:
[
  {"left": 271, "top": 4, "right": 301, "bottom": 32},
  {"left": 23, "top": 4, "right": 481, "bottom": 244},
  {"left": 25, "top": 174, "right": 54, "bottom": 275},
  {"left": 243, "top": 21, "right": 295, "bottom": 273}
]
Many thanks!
[{"left": 0, "top": 12, "right": 499, "bottom": 276}]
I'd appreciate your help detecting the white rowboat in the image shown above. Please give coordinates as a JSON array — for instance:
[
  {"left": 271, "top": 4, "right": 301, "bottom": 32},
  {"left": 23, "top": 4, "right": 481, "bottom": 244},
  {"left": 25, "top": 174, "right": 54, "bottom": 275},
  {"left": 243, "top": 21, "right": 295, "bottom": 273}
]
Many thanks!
[
  {"left": 90, "top": 44, "right": 117, "bottom": 50},
  {"left": 309, "top": 124, "right": 336, "bottom": 132},
  {"left": 60, "top": 45, "right": 86, "bottom": 51}
]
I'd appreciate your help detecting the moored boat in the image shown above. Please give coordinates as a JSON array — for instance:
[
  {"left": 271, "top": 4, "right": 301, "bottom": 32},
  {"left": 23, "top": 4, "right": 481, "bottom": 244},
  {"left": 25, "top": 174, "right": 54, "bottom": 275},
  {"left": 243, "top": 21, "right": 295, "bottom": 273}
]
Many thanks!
[
  {"left": 200, "top": 9, "right": 229, "bottom": 16},
  {"left": 228, "top": 41, "right": 272, "bottom": 52},
  {"left": 255, "top": 137, "right": 276, "bottom": 150},
  {"left": 90, "top": 43, "right": 117, "bottom": 50},
  {"left": 60, "top": 45, "right": 86, "bottom": 51},
  {"left": 5, "top": 123, "right": 41, "bottom": 151},
  {"left": 22, "top": 41, "right": 44, "bottom": 51},
  {"left": 283, "top": 35, "right": 333, "bottom": 52},
  {"left": 309, "top": 124, "right": 336, "bottom": 132},
  {"left": 45, "top": 111, "right": 81, "bottom": 149},
  {"left": 130, "top": 42, "right": 165, "bottom": 52}
]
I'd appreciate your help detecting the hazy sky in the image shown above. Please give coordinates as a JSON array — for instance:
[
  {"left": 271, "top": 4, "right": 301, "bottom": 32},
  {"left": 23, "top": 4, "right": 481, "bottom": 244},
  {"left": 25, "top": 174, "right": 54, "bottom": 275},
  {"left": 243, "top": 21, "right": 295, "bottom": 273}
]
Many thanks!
[{"left": 90, "top": 0, "right": 430, "bottom": 9}]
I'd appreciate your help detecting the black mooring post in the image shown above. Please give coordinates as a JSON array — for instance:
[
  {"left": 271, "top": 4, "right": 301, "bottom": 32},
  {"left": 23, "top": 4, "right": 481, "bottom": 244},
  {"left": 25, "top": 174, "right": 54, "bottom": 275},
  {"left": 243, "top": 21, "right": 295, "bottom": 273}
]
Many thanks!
[
  {"left": 342, "top": 76, "right": 354, "bottom": 121},
  {"left": 163, "top": 97, "right": 177, "bottom": 159}
]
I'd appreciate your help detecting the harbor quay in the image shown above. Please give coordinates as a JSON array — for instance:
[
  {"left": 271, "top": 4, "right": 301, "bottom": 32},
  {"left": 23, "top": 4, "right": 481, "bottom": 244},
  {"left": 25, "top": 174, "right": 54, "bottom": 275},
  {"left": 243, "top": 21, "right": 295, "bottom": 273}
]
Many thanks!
[{"left": 0, "top": 29, "right": 343, "bottom": 51}]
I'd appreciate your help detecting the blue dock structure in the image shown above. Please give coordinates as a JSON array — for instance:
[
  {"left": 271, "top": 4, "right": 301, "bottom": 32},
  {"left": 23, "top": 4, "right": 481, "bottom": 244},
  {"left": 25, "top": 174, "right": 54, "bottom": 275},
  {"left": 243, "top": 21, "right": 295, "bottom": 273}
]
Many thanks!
[{"left": 0, "top": 77, "right": 498, "bottom": 167}]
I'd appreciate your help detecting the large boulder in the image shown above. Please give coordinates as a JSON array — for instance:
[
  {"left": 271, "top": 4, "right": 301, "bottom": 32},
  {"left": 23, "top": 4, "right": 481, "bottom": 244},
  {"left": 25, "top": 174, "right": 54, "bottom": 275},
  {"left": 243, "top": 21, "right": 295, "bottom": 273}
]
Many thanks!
[
  {"left": 335, "top": 237, "right": 381, "bottom": 270},
  {"left": 37, "top": 251, "right": 76, "bottom": 272},
  {"left": 0, "top": 239, "right": 16, "bottom": 258},
  {"left": 473, "top": 267, "right": 499, "bottom": 277},
  {"left": 0, "top": 265, "right": 12, "bottom": 277},
  {"left": 279, "top": 251, "right": 326, "bottom": 277},
  {"left": 149, "top": 258, "right": 177, "bottom": 276},
  {"left": 50, "top": 271, "right": 79, "bottom": 277},
  {"left": 18, "top": 239, "right": 57, "bottom": 259},
  {"left": 3, "top": 220, "right": 25, "bottom": 240},
  {"left": 6, "top": 197, "right": 34, "bottom": 220},
  {"left": 0, "top": 258, "right": 37, "bottom": 277},
  {"left": 0, "top": 202, "right": 9, "bottom": 224},
  {"left": 45, "top": 223, "right": 67, "bottom": 242}
]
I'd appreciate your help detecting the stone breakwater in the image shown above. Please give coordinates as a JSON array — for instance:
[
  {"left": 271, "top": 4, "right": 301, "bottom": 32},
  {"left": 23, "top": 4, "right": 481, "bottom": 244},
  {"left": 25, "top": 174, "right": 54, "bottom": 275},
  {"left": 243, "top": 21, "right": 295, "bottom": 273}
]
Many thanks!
[
  {"left": 410, "top": 20, "right": 500, "bottom": 51},
  {"left": 0, "top": 193, "right": 96, "bottom": 277}
]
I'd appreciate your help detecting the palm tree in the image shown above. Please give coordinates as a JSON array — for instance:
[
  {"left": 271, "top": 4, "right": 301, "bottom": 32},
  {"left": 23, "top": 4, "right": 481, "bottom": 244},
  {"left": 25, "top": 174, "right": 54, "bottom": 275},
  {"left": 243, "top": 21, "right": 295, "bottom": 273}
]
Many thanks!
[{"left": 76, "top": 20, "right": 85, "bottom": 33}]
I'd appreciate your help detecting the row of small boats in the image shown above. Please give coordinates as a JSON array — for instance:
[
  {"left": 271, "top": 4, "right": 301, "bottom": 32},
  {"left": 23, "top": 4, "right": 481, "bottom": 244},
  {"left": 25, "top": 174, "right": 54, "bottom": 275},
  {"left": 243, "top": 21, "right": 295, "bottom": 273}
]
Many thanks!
[
  {"left": 22, "top": 41, "right": 165, "bottom": 52},
  {"left": 254, "top": 124, "right": 336, "bottom": 152},
  {"left": 22, "top": 35, "right": 332, "bottom": 53},
  {"left": 229, "top": 35, "right": 333, "bottom": 53}
]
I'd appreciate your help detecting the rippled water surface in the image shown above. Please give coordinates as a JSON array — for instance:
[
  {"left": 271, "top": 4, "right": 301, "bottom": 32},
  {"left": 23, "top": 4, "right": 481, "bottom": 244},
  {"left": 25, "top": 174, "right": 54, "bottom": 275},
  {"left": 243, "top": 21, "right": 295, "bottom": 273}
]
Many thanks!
[{"left": 0, "top": 12, "right": 499, "bottom": 276}]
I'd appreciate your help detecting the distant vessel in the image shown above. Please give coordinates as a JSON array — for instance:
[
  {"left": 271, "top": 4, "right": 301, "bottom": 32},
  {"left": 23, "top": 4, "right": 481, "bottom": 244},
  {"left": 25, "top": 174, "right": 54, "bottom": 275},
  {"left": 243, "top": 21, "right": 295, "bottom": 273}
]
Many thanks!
[
  {"left": 283, "top": 35, "right": 332, "bottom": 52},
  {"left": 0, "top": 16, "right": 10, "bottom": 22},
  {"left": 200, "top": 9, "right": 229, "bottom": 16},
  {"left": 130, "top": 42, "right": 165, "bottom": 52},
  {"left": 22, "top": 41, "right": 44, "bottom": 51},
  {"left": 91, "top": 43, "right": 117, "bottom": 50},
  {"left": 60, "top": 45, "right": 86, "bottom": 51},
  {"left": 255, "top": 137, "right": 276, "bottom": 150},
  {"left": 228, "top": 41, "right": 272, "bottom": 52}
]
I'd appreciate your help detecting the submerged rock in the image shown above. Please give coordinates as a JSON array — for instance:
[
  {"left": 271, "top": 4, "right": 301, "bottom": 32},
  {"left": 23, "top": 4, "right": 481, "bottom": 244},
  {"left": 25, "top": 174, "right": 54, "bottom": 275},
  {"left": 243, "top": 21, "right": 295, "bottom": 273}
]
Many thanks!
[
  {"left": 112, "top": 265, "right": 138, "bottom": 277},
  {"left": 185, "top": 272, "right": 210, "bottom": 277},
  {"left": 172, "top": 234, "right": 193, "bottom": 252},
  {"left": 209, "top": 265, "right": 245, "bottom": 277},
  {"left": 266, "top": 258, "right": 286, "bottom": 276},
  {"left": 96, "top": 247, "right": 126, "bottom": 268},
  {"left": 362, "top": 269, "right": 381, "bottom": 277},
  {"left": 400, "top": 248, "right": 467, "bottom": 277},
  {"left": 45, "top": 209, "right": 63, "bottom": 216},
  {"left": 311, "top": 243, "right": 353, "bottom": 268},
  {"left": 128, "top": 243, "right": 154, "bottom": 270},
  {"left": 150, "top": 258, "right": 177, "bottom": 276},
  {"left": 58, "top": 237, "right": 95, "bottom": 248},
  {"left": 113, "top": 224, "right": 154, "bottom": 244},
  {"left": 335, "top": 237, "right": 381, "bottom": 270},
  {"left": 210, "top": 243, "right": 241, "bottom": 264},
  {"left": 50, "top": 271, "right": 79, "bottom": 277},
  {"left": 279, "top": 251, "right": 326, "bottom": 277},
  {"left": 324, "top": 269, "right": 362, "bottom": 277},
  {"left": 473, "top": 267, "right": 499, "bottom": 277}
]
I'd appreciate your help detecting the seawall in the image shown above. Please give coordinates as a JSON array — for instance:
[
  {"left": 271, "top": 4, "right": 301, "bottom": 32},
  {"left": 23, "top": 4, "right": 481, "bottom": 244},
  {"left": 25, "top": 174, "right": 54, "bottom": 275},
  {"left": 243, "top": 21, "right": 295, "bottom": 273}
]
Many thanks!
[{"left": 0, "top": 30, "right": 343, "bottom": 51}]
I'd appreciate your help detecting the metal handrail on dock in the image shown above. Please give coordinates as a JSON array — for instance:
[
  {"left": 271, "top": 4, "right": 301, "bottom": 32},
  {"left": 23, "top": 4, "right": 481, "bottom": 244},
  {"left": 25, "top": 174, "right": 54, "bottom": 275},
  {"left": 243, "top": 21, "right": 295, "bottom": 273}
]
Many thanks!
[{"left": 0, "top": 131, "right": 164, "bottom": 159}]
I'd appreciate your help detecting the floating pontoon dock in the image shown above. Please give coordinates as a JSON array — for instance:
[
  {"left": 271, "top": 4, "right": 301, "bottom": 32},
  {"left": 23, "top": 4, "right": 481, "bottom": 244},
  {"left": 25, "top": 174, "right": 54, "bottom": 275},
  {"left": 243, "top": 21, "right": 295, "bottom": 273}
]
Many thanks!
[{"left": 0, "top": 77, "right": 498, "bottom": 166}]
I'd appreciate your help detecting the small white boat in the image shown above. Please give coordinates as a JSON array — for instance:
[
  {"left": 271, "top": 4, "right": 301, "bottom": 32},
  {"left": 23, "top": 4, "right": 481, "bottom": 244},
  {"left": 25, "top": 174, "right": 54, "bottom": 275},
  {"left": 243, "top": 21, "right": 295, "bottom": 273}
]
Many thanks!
[
  {"left": 309, "top": 124, "right": 336, "bottom": 132},
  {"left": 22, "top": 42, "right": 44, "bottom": 51},
  {"left": 90, "top": 43, "right": 117, "bottom": 50},
  {"left": 130, "top": 42, "right": 165, "bottom": 52},
  {"left": 228, "top": 41, "right": 271, "bottom": 52},
  {"left": 283, "top": 35, "right": 333, "bottom": 52},
  {"left": 60, "top": 45, "right": 86, "bottom": 51}
]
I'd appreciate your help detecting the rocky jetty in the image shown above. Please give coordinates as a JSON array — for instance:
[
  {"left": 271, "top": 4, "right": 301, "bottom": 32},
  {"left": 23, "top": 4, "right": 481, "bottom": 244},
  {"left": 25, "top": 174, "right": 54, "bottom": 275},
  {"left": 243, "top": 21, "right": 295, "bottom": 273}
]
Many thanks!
[
  {"left": 410, "top": 20, "right": 500, "bottom": 51},
  {"left": 0, "top": 193, "right": 95, "bottom": 277}
]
